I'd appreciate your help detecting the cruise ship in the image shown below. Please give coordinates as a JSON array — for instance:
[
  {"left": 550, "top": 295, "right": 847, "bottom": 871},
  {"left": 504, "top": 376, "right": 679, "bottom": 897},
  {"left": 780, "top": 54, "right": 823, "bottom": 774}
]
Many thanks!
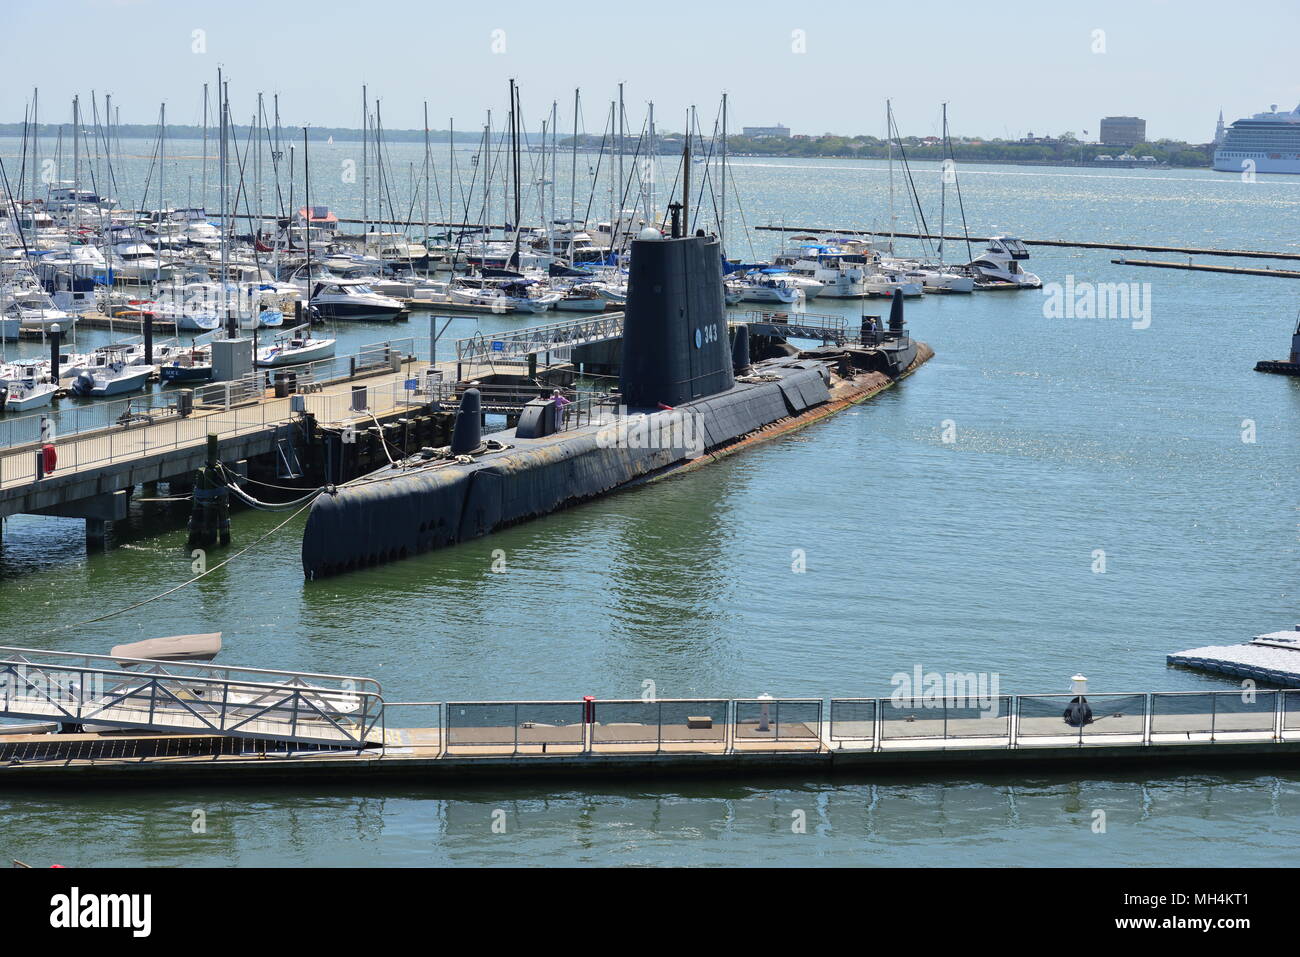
[{"left": 1213, "top": 103, "right": 1300, "bottom": 174}]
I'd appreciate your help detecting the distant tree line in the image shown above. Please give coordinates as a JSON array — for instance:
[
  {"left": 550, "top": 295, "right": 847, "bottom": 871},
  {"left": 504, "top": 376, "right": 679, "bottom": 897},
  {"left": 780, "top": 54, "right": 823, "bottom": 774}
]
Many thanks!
[{"left": 0, "top": 123, "right": 1214, "bottom": 167}]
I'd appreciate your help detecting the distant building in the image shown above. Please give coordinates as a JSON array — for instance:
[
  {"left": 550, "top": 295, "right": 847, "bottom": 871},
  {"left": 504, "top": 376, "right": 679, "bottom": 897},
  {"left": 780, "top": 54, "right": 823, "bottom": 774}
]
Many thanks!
[
  {"left": 1214, "top": 109, "right": 1226, "bottom": 146},
  {"left": 742, "top": 124, "right": 791, "bottom": 139},
  {"left": 1100, "top": 116, "right": 1146, "bottom": 147}
]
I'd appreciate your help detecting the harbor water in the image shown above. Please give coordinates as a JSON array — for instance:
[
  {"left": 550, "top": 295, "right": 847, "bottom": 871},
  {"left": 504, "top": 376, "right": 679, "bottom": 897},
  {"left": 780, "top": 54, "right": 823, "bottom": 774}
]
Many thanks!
[{"left": 0, "top": 145, "right": 1296, "bottom": 865}]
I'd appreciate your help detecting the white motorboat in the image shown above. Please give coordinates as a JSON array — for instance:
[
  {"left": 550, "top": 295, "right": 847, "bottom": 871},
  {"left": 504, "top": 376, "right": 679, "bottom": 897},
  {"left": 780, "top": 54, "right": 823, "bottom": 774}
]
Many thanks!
[
  {"left": 308, "top": 279, "right": 405, "bottom": 321},
  {"left": 106, "top": 227, "right": 180, "bottom": 282},
  {"left": 1, "top": 280, "right": 75, "bottom": 332},
  {"left": 731, "top": 273, "right": 802, "bottom": 305},
  {"left": 773, "top": 246, "right": 867, "bottom": 299},
  {"left": 552, "top": 284, "right": 610, "bottom": 312},
  {"left": 966, "top": 237, "right": 1042, "bottom": 289},
  {"left": 449, "top": 279, "right": 561, "bottom": 314},
  {"left": 864, "top": 265, "right": 924, "bottom": 299},
  {"left": 2, "top": 364, "right": 57, "bottom": 412},
  {"left": 69, "top": 349, "right": 152, "bottom": 397}
]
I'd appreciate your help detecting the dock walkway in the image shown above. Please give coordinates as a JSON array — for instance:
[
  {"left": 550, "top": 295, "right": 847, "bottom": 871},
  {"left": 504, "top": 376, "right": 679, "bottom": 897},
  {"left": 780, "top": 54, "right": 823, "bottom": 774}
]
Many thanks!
[
  {"left": 0, "top": 347, "right": 439, "bottom": 533},
  {"left": 3, "top": 684, "right": 1299, "bottom": 787}
]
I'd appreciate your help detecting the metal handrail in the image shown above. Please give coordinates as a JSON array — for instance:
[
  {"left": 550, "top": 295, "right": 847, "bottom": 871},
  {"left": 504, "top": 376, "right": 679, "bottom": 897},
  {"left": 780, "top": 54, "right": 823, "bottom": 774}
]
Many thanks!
[
  {"left": 0, "top": 658, "right": 385, "bottom": 749},
  {"left": 454, "top": 312, "right": 625, "bottom": 362},
  {"left": 0, "top": 645, "right": 381, "bottom": 694}
]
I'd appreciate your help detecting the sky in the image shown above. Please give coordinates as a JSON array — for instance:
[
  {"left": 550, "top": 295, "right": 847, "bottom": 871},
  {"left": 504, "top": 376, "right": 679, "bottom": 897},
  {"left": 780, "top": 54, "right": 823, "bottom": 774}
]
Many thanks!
[{"left": 1, "top": 0, "right": 1296, "bottom": 143}]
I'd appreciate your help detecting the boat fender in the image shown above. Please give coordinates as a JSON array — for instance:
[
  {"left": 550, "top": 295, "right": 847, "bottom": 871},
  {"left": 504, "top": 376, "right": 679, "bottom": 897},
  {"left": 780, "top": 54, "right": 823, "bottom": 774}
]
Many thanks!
[
  {"left": 1063, "top": 696, "right": 1093, "bottom": 728},
  {"left": 42, "top": 444, "right": 57, "bottom": 475}
]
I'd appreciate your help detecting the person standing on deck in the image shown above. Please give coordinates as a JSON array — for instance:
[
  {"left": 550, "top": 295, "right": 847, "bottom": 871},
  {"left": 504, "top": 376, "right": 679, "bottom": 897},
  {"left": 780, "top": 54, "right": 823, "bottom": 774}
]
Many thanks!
[{"left": 551, "top": 389, "right": 570, "bottom": 431}]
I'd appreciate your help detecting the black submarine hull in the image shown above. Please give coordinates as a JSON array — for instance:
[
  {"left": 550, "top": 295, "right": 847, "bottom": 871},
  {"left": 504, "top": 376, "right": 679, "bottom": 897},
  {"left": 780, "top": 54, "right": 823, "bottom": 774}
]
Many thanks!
[
  {"left": 302, "top": 357, "right": 835, "bottom": 578},
  {"left": 300, "top": 233, "right": 932, "bottom": 579}
]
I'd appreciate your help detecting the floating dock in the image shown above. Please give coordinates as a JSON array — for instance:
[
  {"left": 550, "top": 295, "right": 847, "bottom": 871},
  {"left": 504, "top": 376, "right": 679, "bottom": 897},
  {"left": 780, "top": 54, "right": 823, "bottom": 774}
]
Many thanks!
[
  {"left": 2, "top": 644, "right": 1299, "bottom": 787},
  {"left": 1169, "top": 627, "right": 1300, "bottom": 684}
]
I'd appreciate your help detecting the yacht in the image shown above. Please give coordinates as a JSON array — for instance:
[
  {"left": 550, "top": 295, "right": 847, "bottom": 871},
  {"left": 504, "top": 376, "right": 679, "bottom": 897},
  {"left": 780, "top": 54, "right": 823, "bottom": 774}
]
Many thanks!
[
  {"left": 864, "top": 265, "right": 924, "bottom": 299},
  {"left": 730, "top": 273, "right": 802, "bottom": 305},
  {"left": 449, "top": 278, "right": 561, "bottom": 314},
  {"left": 1, "top": 279, "right": 75, "bottom": 332},
  {"left": 309, "top": 279, "right": 405, "bottom": 321},
  {"left": 1214, "top": 103, "right": 1300, "bottom": 174},
  {"left": 773, "top": 244, "right": 867, "bottom": 298},
  {"left": 106, "top": 227, "right": 179, "bottom": 281},
  {"left": 965, "top": 237, "right": 1042, "bottom": 289},
  {"left": 552, "top": 284, "right": 610, "bottom": 313}
]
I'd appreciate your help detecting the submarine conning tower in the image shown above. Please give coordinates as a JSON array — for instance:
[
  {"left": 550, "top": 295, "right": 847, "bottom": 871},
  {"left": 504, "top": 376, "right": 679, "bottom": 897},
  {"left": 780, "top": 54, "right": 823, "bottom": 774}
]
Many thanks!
[{"left": 619, "top": 230, "right": 734, "bottom": 409}]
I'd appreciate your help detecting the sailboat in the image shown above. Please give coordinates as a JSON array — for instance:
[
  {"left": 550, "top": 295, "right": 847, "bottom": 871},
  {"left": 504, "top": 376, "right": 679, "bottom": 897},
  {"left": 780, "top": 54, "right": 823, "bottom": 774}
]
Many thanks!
[{"left": 255, "top": 324, "right": 335, "bottom": 367}]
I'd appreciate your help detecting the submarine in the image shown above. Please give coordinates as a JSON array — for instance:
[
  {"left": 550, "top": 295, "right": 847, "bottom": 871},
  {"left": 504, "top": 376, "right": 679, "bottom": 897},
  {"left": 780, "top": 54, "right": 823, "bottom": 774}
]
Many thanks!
[{"left": 301, "top": 205, "right": 933, "bottom": 579}]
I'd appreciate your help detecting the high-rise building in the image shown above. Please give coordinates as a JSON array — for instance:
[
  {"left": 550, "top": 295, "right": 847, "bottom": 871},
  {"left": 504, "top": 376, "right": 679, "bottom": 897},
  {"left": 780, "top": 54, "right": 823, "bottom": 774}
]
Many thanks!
[
  {"left": 1100, "top": 116, "right": 1147, "bottom": 147},
  {"left": 741, "top": 124, "right": 791, "bottom": 139}
]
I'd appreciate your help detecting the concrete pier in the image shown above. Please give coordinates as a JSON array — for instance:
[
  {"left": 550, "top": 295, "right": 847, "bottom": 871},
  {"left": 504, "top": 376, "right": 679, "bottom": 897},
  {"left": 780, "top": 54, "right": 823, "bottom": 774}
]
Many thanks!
[{"left": 0, "top": 352, "right": 440, "bottom": 554}]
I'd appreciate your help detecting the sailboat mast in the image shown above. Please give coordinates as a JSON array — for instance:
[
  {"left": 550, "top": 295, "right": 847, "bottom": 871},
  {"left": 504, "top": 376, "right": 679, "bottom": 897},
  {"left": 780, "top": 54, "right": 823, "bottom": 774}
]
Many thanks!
[
  {"left": 32, "top": 88, "right": 39, "bottom": 206},
  {"left": 887, "top": 100, "right": 895, "bottom": 254},
  {"left": 646, "top": 100, "right": 655, "bottom": 224},
  {"left": 158, "top": 101, "right": 165, "bottom": 285},
  {"left": 424, "top": 101, "right": 431, "bottom": 274},
  {"left": 617, "top": 82, "right": 624, "bottom": 226},
  {"left": 361, "top": 84, "right": 368, "bottom": 237},
  {"left": 570, "top": 89, "right": 579, "bottom": 230},
  {"left": 720, "top": 92, "right": 727, "bottom": 256},
  {"left": 938, "top": 102, "right": 947, "bottom": 265},
  {"left": 550, "top": 99, "right": 557, "bottom": 259},
  {"left": 72, "top": 94, "right": 80, "bottom": 236},
  {"left": 202, "top": 83, "right": 209, "bottom": 214}
]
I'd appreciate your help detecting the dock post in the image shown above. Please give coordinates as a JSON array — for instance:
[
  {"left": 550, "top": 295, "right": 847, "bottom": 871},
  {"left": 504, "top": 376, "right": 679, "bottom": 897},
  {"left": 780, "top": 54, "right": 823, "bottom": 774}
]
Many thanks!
[
  {"left": 85, "top": 518, "right": 107, "bottom": 550},
  {"left": 186, "top": 434, "right": 231, "bottom": 550}
]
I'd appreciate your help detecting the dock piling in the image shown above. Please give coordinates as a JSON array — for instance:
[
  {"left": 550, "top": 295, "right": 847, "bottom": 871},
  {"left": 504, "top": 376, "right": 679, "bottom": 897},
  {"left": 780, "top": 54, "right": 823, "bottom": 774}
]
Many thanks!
[{"left": 186, "top": 434, "right": 231, "bottom": 550}]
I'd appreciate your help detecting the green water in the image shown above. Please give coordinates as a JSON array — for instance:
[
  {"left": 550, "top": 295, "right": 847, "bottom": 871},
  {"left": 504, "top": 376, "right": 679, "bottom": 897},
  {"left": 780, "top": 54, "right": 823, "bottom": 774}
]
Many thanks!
[{"left": 0, "top": 145, "right": 1297, "bottom": 865}]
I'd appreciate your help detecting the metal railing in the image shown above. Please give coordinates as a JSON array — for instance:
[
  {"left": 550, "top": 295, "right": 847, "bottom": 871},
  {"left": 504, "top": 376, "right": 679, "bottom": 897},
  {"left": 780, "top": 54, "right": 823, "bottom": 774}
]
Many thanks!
[
  {"left": 0, "top": 337, "right": 417, "bottom": 450},
  {"left": 0, "top": 340, "right": 422, "bottom": 489},
  {"left": 732, "top": 698, "right": 823, "bottom": 743},
  {"left": 0, "top": 650, "right": 384, "bottom": 749},
  {"left": 739, "top": 310, "right": 848, "bottom": 342},
  {"left": 454, "top": 312, "right": 625, "bottom": 363},
  {"left": 5, "top": 687, "right": 1296, "bottom": 760},
  {"left": 828, "top": 690, "right": 1298, "bottom": 748}
]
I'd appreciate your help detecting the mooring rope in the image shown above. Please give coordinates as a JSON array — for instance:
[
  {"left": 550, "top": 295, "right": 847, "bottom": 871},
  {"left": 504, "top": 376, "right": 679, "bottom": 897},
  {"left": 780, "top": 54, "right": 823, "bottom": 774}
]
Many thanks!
[{"left": 42, "top": 498, "right": 317, "bottom": 634}]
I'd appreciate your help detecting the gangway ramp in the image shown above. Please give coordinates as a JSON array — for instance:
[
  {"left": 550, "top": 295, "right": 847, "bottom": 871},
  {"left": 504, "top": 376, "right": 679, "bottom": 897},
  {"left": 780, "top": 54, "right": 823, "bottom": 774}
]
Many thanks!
[
  {"left": 455, "top": 312, "right": 625, "bottom": 364},
  {"left": 0, "top": 647, "right": 387, "bottom": 749},
  {"left": 452, "top": 309, "right": 849, "bottom": 369}
]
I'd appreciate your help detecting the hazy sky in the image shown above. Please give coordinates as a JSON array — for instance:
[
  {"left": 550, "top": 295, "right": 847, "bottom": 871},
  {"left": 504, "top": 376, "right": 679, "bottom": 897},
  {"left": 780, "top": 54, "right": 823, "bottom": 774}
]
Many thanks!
[{"left": 2, "top": 0, "right": 1296, "bottom": 142}]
